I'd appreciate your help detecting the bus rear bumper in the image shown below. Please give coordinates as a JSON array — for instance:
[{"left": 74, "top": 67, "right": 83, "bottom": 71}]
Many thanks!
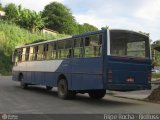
[{"left": 107, "top": 84, "right": 151, "bottom": 91}]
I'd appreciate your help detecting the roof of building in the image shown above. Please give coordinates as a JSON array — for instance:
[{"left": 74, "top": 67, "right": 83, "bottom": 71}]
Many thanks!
[{"left": 42, "top": 28, "right": 58, "bottom": 33}]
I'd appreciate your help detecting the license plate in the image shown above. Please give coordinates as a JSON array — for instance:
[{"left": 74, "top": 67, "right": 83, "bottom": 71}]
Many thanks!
[{"left": 126, "top": 77, "right": 134, "bottom": 83}]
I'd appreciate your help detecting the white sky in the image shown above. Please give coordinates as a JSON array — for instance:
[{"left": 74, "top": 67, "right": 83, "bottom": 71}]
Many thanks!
[{"left": 1, "top": 0, "right": 160, "bottom": 41}]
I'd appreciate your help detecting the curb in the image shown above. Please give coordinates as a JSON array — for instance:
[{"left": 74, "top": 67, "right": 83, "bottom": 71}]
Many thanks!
[
  {"left": 109, "top": 94, "right": 160, "bottom": 104},
  {"left": 110, "top": 94, "right": 144, "bottom": 101}
]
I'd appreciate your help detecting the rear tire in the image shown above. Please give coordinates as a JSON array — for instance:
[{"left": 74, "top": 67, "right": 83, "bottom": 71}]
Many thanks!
[
  {"left": 46, "top": 86, "right": 53, "bottom": 90},
  {"left": 19, "top": 75, "right": 28, "bottom": 89},
  {"left": 57, "top": 79, "right": 75, "bottom": 99},
  {"left": 88, "top": 90, "right": 106, "bottom": 99}
]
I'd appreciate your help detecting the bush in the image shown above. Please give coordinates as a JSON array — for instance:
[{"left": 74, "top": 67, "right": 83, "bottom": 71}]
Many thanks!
[
  {"left": 152, "top": 73, "right": 160, "bottom": 79},
  {"left": 0, "top": 20, "right": 67, "bottom": 75}
]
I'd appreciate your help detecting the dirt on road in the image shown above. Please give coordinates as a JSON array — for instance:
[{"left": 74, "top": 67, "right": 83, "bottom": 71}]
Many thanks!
[{"left": 147, "top": 85, "right": 160, "bottom": 103}]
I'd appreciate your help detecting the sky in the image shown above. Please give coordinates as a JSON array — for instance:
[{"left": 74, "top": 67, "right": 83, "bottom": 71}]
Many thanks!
[{"left": 1, "top": 0, "right": 160, "bottom": 41}]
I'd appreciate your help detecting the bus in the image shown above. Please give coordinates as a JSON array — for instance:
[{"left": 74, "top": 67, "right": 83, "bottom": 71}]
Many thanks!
[{"left": 12, "top": 29, "right": 152, "bottom": 99}]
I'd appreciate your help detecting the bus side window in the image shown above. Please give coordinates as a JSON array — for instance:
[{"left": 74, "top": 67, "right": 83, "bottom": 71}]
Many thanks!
[
  {"left": 25, "top": 47, "right": 30, "bottom": 61},
  {"left": 12, "top": 49, "right": 18, "bottom": 65},
  {"left": 84, "top": 34, "right": 102, "bottom": 57},
  {"left": 84, "top": 36, "right": 91, "bottom": 57},
  {"left": 99, "top": 34, "right": 103, "bottom": 55},
  {"left": 99, "top": 34, "right": 102, "bottom": 45},
  {"left": 51, "top": 42, "right": 57, "bottom": 59},
  {"left": 18, "top": 48, "right": 23, "bottom": 62},
  {"left": 43, "top": 44, "right": 49, "bottom": 60},
  {"left": 57, "top": 41, "right": 65, "bottom": 59},
  {"left": 65, "top": 39, "right": 72, "bottom": 58},
  {"left": 37, "top": 44, "right": 43, "bottom": 60},
  {"left": 46, "top": 43, "right": 52, "bottom": 60},
  {"left": 22, "top": 48, "right": 26, "bottom": 62},
  {"left": 29, "top": 46, "right": 34, "bottom": 61},
  {"left": 33, "top": 46, "right": 39, "bottom": 60},
  {"left": 73, "top": 38, "right": 84, "bottom": 58}
]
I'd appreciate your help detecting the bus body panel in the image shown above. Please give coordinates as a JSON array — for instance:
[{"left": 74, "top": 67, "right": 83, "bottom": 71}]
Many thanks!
[
  {"left": 12, "top": 60, "right": 72, "bottom": 88},
  {"left": 106, "top": 56, "right": 151, "bottom": 91},
  {"left": 12, "top": 57, "right": 104, "bottom": 90},
  {"left": 12, "top": 29, "right": 152, "bottom": 93},
  {"left": 71, "top": 57, "right": 103, "bottom": 90}
]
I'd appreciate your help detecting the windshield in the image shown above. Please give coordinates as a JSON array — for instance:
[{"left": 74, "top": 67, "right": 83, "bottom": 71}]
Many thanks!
[{"left": 110, "top": 30, "right": 150, "bottom": 58}]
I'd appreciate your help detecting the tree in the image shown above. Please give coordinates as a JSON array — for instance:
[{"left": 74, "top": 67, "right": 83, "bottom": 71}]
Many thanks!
[
  {"left": 42, "top": 2, "right": 76, "bottom": 34},
  {"left": 75, "top": 23, "right": 98, "bottom": 34},
  {"left": 82, "top": 23, "right": 98, "bottom": 32},
  {"left": 18, "top": 8, "right": 45, "bottom": 32},
  {"left": 0, "top": 3, "right": 3, "bottom": 10},
  {"left": 101, "top": 25, "right": 109, "bottom": 30},
  {"left": 151, "top": 40, "right": 160, "bottom": 66},
  {"left": 29, "top": 11, "right": 45, "bottom": 32},
  {"left": 4, "top": 3, "right": 19, "bottom": 22},
  {"left": 4, "top": 3, "right": 44, "bottom": 32}
]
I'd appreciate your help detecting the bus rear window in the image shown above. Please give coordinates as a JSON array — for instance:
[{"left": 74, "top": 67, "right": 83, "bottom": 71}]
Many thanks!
[{"left": 110, "top": 30, "right": 150, "bottom": 58}]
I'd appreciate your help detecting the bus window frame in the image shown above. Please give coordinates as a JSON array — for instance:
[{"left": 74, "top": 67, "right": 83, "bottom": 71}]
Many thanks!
[
  {"left": 84, "top": 34, "right": 102, "bottom": 58},
  {"left": 14, "top": 31, "right": 104, "bottom": 62},
  {"left": 57, "top": 40, "right": 66, "bottom": 59},
  {"left": 25, "top": 47, "right": 30, "bottom": 61},
  {"left": 109, "top": 30, "right": 150, "bottom": 59},
  {"left": 73, "top": 37, "right": 84, "bottom": 58},
  {"left": 65, "top": 39, "right": 73, "bottom": 58}
]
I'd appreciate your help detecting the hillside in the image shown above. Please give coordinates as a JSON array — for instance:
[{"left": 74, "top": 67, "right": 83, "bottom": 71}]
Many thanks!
[{"left": 0, "top": 20, "right": 67, "bottom": 75}]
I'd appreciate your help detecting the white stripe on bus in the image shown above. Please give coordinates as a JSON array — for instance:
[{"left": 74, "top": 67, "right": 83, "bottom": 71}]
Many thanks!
[{"left": 13, "top": 60, "right": 63, "bottom": 72}]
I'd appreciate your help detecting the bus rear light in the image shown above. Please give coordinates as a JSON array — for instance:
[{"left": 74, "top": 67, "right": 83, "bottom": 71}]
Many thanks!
[
  {"left": 126, "top": 77, "right": 134, "bottom": 83},
  {"left": 108, "top": 70, "right": 112, "bottom": 82}
]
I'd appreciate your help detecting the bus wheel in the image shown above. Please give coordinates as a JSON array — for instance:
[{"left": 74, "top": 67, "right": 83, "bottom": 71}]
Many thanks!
[
  {"left": 57, "top": 79, "right": 75, "bottom": 99},
  {"left": 88, "top": 90, "right": 106, "bottom": 99},
  {"left": 19, "top": 75, "right": 28, "bottom": 89},
  {"left": 46, "top": 86, "right": 53, "bottom": 90}
]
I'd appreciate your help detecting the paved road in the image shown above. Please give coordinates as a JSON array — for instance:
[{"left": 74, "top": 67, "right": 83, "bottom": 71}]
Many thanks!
[{"left": 0, "top": 76, "right": 160, "bottom": 114}]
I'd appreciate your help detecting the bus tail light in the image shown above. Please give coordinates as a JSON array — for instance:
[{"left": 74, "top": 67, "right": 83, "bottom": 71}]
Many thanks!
[
  {"left": 126, "top": 77, "right": 134, "bottom": 83},
  {"left": 108, "top": 70, "right": 112, "bottom": 82}
]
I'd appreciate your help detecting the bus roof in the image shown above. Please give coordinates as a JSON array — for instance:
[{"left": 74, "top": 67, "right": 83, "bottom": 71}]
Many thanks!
[
  {"left": 15, "top": 29, "right": 105, "bottom": 49},
  {"left": 15, "top": 36, "right": 72, "bottom": 49},
  {"left": 110, "top": 29, "right": 149, "bottom": 37},
  {"left": 15, "top": 29, "right": 149, "bottom": 49}
]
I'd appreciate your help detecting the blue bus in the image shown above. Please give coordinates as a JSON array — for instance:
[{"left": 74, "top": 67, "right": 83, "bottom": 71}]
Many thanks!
[{"left": 12, "top": 29, "right": 152, "bottom": 99}]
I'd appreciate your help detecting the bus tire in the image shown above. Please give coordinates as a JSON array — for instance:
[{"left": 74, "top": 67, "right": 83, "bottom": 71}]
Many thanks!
[
  {"left": 19, "top": 75, "right": 28, "bottom": 89},
  {"left": 88, "top": 90, "right": 106, "bottom": 99},
  {"left": 57, "top": 79, "right": 75, "bottom": 99},
  {"left": 46, "top": 86, "right": 53, "bottom": 90}
]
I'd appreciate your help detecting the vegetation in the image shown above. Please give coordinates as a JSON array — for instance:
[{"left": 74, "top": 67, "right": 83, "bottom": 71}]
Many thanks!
[
  {"left": 0, "top": 3, "right": 3, "bottom": 10},
  {"left": 152, "top": 40, "right": 160, "bottom": 66},
  {"left": 42, "top": 2, "right": 98, "bottom": 34},
  {"left": 76, "top": 23, "right": 98, "bottom": 34},
  {"left": 4, "top": 3, "right": 45, "bottom": 32},
  {"left": 152, "top": 73, "right": 160, "bottom": 79},
  {"left": 0, "top": 1, "right": 99, "bottom": 74},
  {"left": 147, "top": 85, "right": 160, "bottom": 103},
  {"left": 0, "top": 20, "right": 67, "bottom": 75},
  {"left": 2, "top": 2, "right": 98, "bottom": 34},
  {"left": 42, "top": 2, "right": 76, "bottom": 34}
]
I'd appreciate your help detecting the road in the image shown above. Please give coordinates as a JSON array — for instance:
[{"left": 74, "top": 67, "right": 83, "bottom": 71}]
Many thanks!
[{"left": 0, "top": 76, "right": 160, "bottom": 114}]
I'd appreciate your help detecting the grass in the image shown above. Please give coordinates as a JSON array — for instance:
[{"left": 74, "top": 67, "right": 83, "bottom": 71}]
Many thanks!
[
  {"left": 152, "top": 73, "right": 160, "bottom": 79},
  {"left": 0, "top": 20, "right": 67, "bottom": 75}
]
